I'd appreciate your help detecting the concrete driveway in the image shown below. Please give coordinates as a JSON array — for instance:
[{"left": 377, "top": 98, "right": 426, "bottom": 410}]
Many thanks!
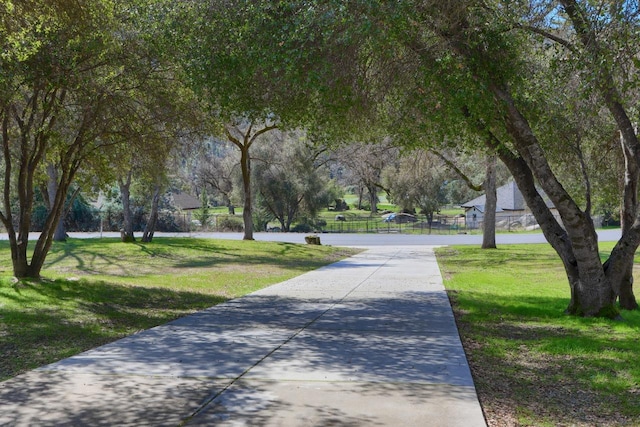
[{"left": 0, "top": 246, "right": 486, "bottom": 426}]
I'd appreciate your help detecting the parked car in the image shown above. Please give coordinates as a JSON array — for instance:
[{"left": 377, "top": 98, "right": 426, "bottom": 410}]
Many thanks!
[{"left": 382, "top": 212, "right": 417, "bottom": 223}]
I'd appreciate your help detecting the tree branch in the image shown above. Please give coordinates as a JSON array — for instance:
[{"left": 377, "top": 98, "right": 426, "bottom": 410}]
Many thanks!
[
  {"left": 248, "top": 123, "right": 278, "bottom": 148},
  {"left": 513, "top": 24, "right": 577, "bottom": 53},
  {"left": 224, "top": 125, "right": 243, "bottom": 148},
  {"left": 432, "top": 150, "right": 483, "bottom": 192}
]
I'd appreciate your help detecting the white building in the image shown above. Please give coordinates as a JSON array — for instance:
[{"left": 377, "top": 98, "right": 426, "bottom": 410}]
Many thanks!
[{"left": 461, "top": 181, "right": 556, "bottom": 230}]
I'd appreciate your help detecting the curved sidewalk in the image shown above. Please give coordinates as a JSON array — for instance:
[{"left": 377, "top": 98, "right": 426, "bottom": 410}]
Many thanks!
[{"left": 0, "top": 246, "right": 486, "bottom": 426}]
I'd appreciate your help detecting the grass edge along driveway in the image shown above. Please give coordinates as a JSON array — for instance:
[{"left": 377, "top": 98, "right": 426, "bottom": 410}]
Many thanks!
[
  {"left": 0, "top": 237, "right": 360, "bottom": 382},
  {"left": 436, "top": 243, "right": 640, "bottom": 427}
]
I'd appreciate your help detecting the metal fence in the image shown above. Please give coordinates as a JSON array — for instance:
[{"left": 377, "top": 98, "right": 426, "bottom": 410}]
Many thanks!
[
  {"left": 320, "top": 215, "right": 470, "bottom": 235},
  {"left": 318, "top": 213, "right": 595, "bottom": 235},
  {"left": 180, "top": 213, "right": 605, "bottom": 235}
]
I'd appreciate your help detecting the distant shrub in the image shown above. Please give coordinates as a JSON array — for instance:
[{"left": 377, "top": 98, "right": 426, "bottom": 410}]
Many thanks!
[
  {"left": 292, "top": 223, "right": 313, "bottom": 233},
  {"left": 333, "top": 199, "right": 349, "bottom": 211},
  {"left": 218, "top": 217, "right": 244, "bottom": 232},
  {"left": 155, "top": 210, "right": 181, "bottom": 232}
]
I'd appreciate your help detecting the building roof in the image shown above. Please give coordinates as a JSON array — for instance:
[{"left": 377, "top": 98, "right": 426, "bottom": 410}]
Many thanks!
[
  {"left": 171, "top": 192, "right": 201, "bottom": 211},
  {"left": 461, "top": 181, "right": 553, "bottom": 211}
]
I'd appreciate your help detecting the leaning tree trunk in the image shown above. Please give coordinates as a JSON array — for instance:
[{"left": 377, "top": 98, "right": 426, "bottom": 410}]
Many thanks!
[
  {"left": 141, "top": 181, "right": 161, "bottom": 243},
  {"left": 559, "top": 0, "right": 640, "bottom": 311},
  {"left": 119, "top": 170, "right": 135, "bottom": 242},
  {"left": 9, "top": 155, "right": 73, "bottom": 278},
  {"left": 494, "top": 144, "right": 587, "bottom": 313},
  {"left": 46, "top": 163, "right": 67, "bottom": 242},
  {"left": 482, "top": 154, "right": 497, "bottom": 249},
  {"left": 603, "top": 137, "right": 640, "bottom": 310},
  {"left": 490, "top": 82, "right": 617, "bottom": 317},
  {"left": 25, "top": 165, "right": 75, "bottom": 279}
]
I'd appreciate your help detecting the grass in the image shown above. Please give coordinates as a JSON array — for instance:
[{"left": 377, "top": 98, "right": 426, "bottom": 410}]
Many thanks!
[
  {"left": 436, "top": 243, "right": 640, "bottom": 427},
  {"left": 0, "top": 237, "right": 359, "bottom": 381}
]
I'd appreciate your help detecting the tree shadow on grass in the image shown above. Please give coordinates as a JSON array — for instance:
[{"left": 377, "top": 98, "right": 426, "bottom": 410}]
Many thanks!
[
  {"left": 37, "top": 238, "right": 352, "bottom": 274},
  {"left": 0, "top": 278, "right": 227, "bottom": 381},
  {"left": 449, "top": 290, "right": 640, "bottom": 426}
]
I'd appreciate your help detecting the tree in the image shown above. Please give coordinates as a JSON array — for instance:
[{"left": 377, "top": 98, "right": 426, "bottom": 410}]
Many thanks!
[
  {"left": 383, "top": 150, "right": 448, "bottom": 225},
  {"left": 175, "top": 1, "right": 318, "bottom": 239},
  {"left": 231, "top": 0, "right": 639, "bottom": 316},
  {"left": 0, "top": 0, "right": 187, "bottom": 278},
  {"left": 435, "top": 150, "right": 503, "bottom": 249},
  {"left": 43, "top": 162, "right": 79, "bottom": 242},
  {"left": 335, "top": 141, "right": 398, "bottom": 214},
  {"left": 223, "top": 121, "right": 278, "bottom": 239},
  {"left": 482, "top": 154, "right": 498, "bottom": 249},
  {"left": 376, "top": 0, "right": 639, "bottom": 315},
  {"left": 118, "top": 170, "right": 136, "bottom": 242},
  {"left": 141, "top": 174, "right": 164, "bottom": 243},
  {"left": 253, "top": 130, "right": 334, "bottom": 231}
]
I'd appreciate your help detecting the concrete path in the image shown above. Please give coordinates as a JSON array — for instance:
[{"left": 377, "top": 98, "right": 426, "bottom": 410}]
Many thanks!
[{"left": 0, "top": 246, "right": 486, "bottom": 426}]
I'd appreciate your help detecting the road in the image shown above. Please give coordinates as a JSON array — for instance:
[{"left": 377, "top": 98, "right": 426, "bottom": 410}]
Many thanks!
[{"left": 16, "top": 228, "right": 618, "bottom": 247}]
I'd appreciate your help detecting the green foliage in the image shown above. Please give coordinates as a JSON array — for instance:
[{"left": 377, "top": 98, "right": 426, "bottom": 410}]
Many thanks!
[
  {"left": 1, "top": 0, "right": 197, "bottom": 277},
  {"left": 193, "top": 189, "right": 211, "bottom": 228},
  {"left": 253, "top": 130, "right": 334, "bottom": 231},
  {"left": 217, "top": 216, "right": 244, "bottom": 232},
  {"left": 383, "top": 149, "right": 448, "bottom": 218},
  {"left": 29, "top": 190, "right": 100, "bottom": 232}
]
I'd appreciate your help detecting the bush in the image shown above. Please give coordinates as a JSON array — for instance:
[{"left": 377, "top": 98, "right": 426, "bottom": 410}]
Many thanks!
[
  {"left": 67, "top": 196, "right": 100, "bottom": 231},
  {"left": 217, "top": 216, "right": 244, "bottom": 232},
  {"left": 333, "top": 199, "right": 349, "bottom": 211},
  {"left": 292, "top": 223, "right": 313, "bottom": 233}
]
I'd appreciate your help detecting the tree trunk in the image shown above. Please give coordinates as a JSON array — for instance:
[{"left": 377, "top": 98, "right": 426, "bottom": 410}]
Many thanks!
[
  {"left": 357, "top": 185, "right": 364, "bottom": 210},
  {"left": 605, "top": 136, "right": 640, "bottom": 310},
  {"left": 20, "top": 167, "right": 74, "bottom": 279},
  {"left": 119, "top": 170, "right": 135, "bottom": 242},
  {"left": 239, "top": 146, "right": 254, "bottom": 240},
  {"left": 46, "top": 164, "right": 67, "bottom": 242},
  {"left": 225, "top": 122, "right": 277, "bottom": 240},
  {"left": 559, "top": 0, "right": 639, "bottom": 311},
  {"left": 9, "top": 157, "right": 72, "bottom": 278},
  {"left": 142, "top": 181, "right": 161, "bottom": 243},
  {"left": 493, "top": 145, "right": 586, "bottom": 311},
  {"left": 368, "top": 185, "right": 378, "bottom": 214},
  {"left": 603, "top": 244, "right": 638, "bottom": 311},
  {"left": 482, "top": 154, "right": 497, "bottom": 249}
]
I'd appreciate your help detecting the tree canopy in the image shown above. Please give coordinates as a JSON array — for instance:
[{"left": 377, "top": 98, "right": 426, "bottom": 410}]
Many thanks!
[
  {"left": 190, "top": 0, "right": 639, "bottom": 317},
  {"left": 3, "top": 0, "right": 640, "bottom": 319},
  {"left": 0, "top": 0, "right": 192, "bottom": 277}
]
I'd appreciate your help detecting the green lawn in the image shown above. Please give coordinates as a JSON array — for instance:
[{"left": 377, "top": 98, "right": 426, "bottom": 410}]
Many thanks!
[
  {"left": 436, "top": 243, "right": 640, "bottom": 426},
  {"left": 0, "top": 238, "right": 358, "bottom": 381}
]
